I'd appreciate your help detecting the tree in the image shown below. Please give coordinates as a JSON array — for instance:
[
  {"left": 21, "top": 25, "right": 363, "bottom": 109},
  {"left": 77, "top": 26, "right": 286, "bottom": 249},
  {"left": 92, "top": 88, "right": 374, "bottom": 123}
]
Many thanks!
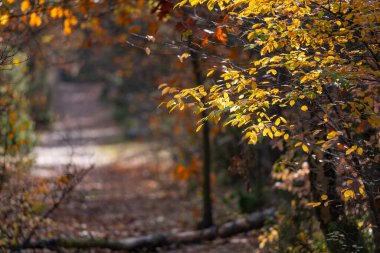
[{"left": 166, "top": 0, "right": 380, "bottom": 252}]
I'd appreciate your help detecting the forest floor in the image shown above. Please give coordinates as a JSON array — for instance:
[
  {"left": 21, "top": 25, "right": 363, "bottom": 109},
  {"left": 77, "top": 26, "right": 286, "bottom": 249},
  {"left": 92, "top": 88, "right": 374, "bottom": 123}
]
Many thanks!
[{"left": 32, "top": 82, "right": 259, "bottom": 253}]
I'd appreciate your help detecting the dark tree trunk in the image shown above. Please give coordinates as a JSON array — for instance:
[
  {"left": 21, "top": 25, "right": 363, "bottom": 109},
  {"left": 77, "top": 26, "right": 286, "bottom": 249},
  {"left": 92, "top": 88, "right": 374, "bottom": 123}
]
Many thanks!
[
  {"left": 188, "top": 37, "right": 213, "bottom": 228},
  {"left": 200, "top": 109, "right": 213, "bottom": 228},
  {"left": 12, "top": 208, "right": 275, "bottom": 252},
  {"left": 358, "top": 161, "right": 380, "bottom": 253},
  {"left": 309, "top": 153, "right": 368, "bottom": 253}
]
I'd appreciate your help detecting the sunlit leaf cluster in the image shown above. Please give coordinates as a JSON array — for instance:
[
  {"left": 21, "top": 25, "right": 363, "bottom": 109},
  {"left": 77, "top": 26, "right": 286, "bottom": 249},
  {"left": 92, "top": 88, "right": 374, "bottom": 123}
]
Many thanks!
[{"left": 169, "top": 0, "right": 379, "bottom": 161}]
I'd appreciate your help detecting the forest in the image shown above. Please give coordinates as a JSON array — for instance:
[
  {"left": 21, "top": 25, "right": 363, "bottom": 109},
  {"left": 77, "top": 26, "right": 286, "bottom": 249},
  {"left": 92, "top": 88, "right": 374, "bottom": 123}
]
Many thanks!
[{"left": 0, "top": 0, "right": 379, "bottom": 252}]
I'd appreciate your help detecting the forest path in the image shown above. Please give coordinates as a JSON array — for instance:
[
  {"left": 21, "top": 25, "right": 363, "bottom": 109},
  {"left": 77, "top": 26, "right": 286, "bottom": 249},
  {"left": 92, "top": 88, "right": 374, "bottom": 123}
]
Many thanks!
[
  {"left": 33, "top": 82, "right": 123, "bottom": 173},
  {"left": 32, "top": 82, "right": 256, "bottom": 253}
]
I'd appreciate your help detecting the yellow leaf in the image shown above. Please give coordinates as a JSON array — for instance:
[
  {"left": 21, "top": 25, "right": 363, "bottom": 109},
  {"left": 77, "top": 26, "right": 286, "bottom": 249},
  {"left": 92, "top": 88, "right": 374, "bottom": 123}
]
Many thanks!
[
  {"left": 69, "top": 16, "right": 78, "bottom": 26},
  {"left": 284, "top": 134, "right": 289, "bottom": 140},
  {"left": 260, "top": 45, "right": 269, "bottom": 55},
  {"left": 0, "top": 14, "right": 9, "bottom": 25},
  {"left": 343, "top": 189, "right": 355, "bottom": 200},
  {"left": 161, "top": 86, "right": 170, "bottom": 95},
  {"left": 21, "top": 0, "right": 30, "bottom": 12},
  {"left": 307, "top": 202, "right": 321, "bottom": 207},
  {"left": 289, "top": 100, "right": 295, "bottom": 106},
  {"left": 295, "top": 142, "right": 303, "bottom": 147},
  {"left": 275, "top": 118, "right": 281, "bottom": 126},
  {"left": 263, "top": 128, "right": 273, "bottom": 139},
  {"left": 300, "top": 75, "right": 308, "bottom": 83},
  {"left": 346, "top": 145, "right": 357, "bottom": 155},
  {"left": 301, "top": 105, "right": 308, "bottom": 111},
  {"left": 207, "top": 69, "right": 215, "bottom": 77},
  {"left": 63, "top": 25, "right": 72, "bottom": 35},
  {"left": 359, "top": 186, "right": 365, "bottom": 197},
  {"left": 270, "top": 55, "right": 283, "bottom": 63},
  {"left": 248, "top": 131, "right": 258, "bottom": 144},
  {"left": 266, "top": 69, "right": 277, "bottom": 75},
  {"left": 321, "top": 194, "right": 328, "bottom": 200},
  {"left": 196, "top": 124, "right": 203, "bottom": 132},
  {"left": 327, "top": 131, "right": 337, "bottom": 140},
  {"left": 50, "top": 7, "right": 64, "bottom": 19},
  {"left": 357, "top": 147, "right": 363, "bottom": 155},
  {"left": 158, "top": 83, "right": 168, "bottom": 89},
  {"left": 29, "top": 13, "right": 42, "bottom": 27},
  {"left": 178, "top": 52, "right": 190, "bottom": 63},
  {"left": 302, "top": 144, "right": 309, "bottom": 153},
  {"left": 274, "top": 131, "right": 284, "bottom": 137},
  {"left": 207, "top": 0, "right": 216, "bottom": 10},
  {"left": 166, "top": 99, "right": 176, "bottom": 108}
]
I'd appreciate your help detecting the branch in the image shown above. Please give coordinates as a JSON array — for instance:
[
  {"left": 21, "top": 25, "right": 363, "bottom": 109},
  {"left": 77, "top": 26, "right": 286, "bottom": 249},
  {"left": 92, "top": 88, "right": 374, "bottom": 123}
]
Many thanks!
[{"left": 13, "top": 208, "right": 275, "bottom": 252}]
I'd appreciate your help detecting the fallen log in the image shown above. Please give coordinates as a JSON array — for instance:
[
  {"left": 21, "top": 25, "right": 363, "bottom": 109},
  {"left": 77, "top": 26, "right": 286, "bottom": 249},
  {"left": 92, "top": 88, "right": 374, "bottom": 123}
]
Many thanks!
[{"left": 15, "top": 208, "right": 275, "bottom": 252}]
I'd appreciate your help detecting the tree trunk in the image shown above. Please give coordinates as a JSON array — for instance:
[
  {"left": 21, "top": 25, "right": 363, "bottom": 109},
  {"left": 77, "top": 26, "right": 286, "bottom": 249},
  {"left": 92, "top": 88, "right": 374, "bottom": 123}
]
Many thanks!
[
  {"left": 309, "top": 153, "right": 368, "bottom": 253},
  {"left": 188, "top": 36, "right": 213, "bottom": 228},
  {"left": 200, "top": 109, "right": 213, "bottom": 228},
  {"left": 358, "top": 162, "right": 380, "bottom": 253},
  {"left": 13, "top": 208, "right": 275, "bottom": 252}
]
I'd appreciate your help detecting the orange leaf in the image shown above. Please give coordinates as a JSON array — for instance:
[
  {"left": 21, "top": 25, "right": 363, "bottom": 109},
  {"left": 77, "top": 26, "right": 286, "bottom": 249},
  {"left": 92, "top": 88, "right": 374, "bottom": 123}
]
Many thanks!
[
  {"left": 201, "top": 34, "right": 209, "bottom": 47},
  {"left": 214, "top": 27, "right": 227, "bottom": 44}
]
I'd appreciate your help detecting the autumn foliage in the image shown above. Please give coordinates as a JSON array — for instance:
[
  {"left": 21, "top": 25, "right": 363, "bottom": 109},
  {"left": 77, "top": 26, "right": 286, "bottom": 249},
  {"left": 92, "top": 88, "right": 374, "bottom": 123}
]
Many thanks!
[
  {"left": 0, "top": 0, "right": 379, "bottom": 252},
  {"left": 164, "top": 0, "right": 380, "bottom": 252}
]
